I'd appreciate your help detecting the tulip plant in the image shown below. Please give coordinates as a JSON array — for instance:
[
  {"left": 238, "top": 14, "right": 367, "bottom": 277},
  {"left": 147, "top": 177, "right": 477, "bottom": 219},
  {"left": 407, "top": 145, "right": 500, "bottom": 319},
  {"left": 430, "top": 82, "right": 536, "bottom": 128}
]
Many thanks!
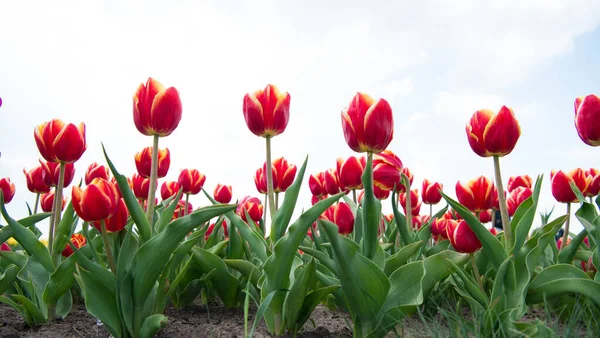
[{"left": 1, "top": 80, "right": 600, "bottom": 338}]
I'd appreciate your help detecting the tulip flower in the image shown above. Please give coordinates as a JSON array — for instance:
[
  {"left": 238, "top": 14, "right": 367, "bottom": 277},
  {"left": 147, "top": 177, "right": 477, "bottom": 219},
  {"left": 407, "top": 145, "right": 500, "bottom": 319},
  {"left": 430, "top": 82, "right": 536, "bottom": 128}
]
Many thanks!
[
  {"left": 412, "top": 215, "right": 430, "bottom": 230},
  {"left": 61, "top": 233, "right": 86, "bottom": 258},
  {"left": 271, "top": 157, "right": 297, "bottom": 193},
  {"left": 85, "top": 162, "right": 110, "bottom": 185},
  {"left": 92, "top": 198, "right": 128, "bottom": 233},
  {"left": 341, "top": 92, "right": 394, "bottom": 153},
  {"left": 178, "top": 169, "right": 206, "bottom": 195},
  {"left": 161, "top": 181, "right": 181, "bottom": 201},
  {"left": 507, "top": 187, "right": 533, "bottom": 216},
  {"left": 478, "top": 209, "right": 492, "bottom": 223},
  {"left": 23, "top": 166, "right": 51, "bottom": 194},
  {"left": 321, "top": 202, "right": 355, "bottom": 235},
  {"left": 422, "top": 179, "right": 443, "bottom": 212},
  {"left": 72, "top": 178, "right": 120, "bottom": 222},
  {"left": 110, "top": 176, "right": 132, "bottom": 200},
  {"left": 133, "top": 77, "right": 183, "bottom": 137},
  {"left": 0, "top": 178, "right": 15, "bottom": 204},
  {"left": 399, "top": 189, "right": 422, "bottom": 216},
  {"left": 172, "top": 200, "right": 193, "bottom": 220},
  {"left": 373, "top": 150, "right": 403, "bottom": 191},
  {"left": 456, "top": 176, "right": 494, "bottom": 213},
  {"left": 236, "top": 196, "right": 263, "bottom": 224},
  {"left": 254, "top": 167, "right": 268, "bottom": 194},
  {"left": 34, "top": 119, "right": 87, "bottom": 163},
  {"left": 40, "top": 190, "right": 65, "bottom": 213},
  {"left": 1, "top": 243, "right": 10, "bottom": 251},
  {"left": 311, "top": 195, "right": 327, "bottom": 205},
  {"left": 132, "top": 174, "right": 152, "bottom": 200},
  {"left": 447, "top": 220, "right": 482, "bottom": 253},
  {"left": 584, "top": 168, "right": 600, "bottom": 198},
  {"left": 205, "top": 220, "right": 229, "bottom": 240},
  {"left": 40, "top": 160, "right": 75, "bottom": 188},
  {"left": 135, "top": 146, "right": 170, "bottom": 179},
  {"left": 358, "top": 186, "right": 390, "bottom": 202},
  {"left": 243, "top": 84, "right": 291, "bottom": 138},
  {"left": 214, "top": 184, "right": 232, "bottom": 204},
  {"left": 466, "top": 106, "right": 521, "bottom": 158},
  {"left": 574, "top": 94, "right": 600, "bottom": 146},
  {"left": 431, "top": 218, "right": 450, "bottom": 241},
  {"left": 324, "top": 168, "right": 341, "bottom": 195},
  {"left": 338, "top": 156, "right": 365, "bottom": 191},
  {"left": 507, "top": 175, "right": 533, "bottom": 192},
  {"left": 551, "top": 169, "right": 589, "bottom": 204},
  {"left": 309, "top": 172, "right": 327, "bottom": 197},
  {"left": 397, "top": 167, "right": 414, "bottom": 193}
]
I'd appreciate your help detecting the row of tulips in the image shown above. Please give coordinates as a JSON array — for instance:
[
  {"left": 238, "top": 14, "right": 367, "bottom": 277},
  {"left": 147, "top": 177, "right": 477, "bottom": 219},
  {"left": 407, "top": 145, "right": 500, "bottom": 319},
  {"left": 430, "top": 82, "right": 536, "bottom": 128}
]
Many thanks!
[{"left": 1, "top": 80, "right": 600, "bottom": 338}]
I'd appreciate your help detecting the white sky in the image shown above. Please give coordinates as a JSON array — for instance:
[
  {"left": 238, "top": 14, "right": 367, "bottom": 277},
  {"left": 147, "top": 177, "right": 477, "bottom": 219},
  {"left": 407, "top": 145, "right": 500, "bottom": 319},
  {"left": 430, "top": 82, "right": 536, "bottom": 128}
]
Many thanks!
[{"left": 1, "top": 0, "right": 600, "bottom": 238}]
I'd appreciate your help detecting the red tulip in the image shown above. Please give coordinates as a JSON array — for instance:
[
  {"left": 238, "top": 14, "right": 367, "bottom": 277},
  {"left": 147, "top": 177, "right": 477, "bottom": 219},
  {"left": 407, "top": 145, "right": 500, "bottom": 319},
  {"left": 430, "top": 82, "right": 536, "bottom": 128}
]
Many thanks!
[
  {"left": 34, "top": 119, "right": 87, "bottom": 163},
  {"left": 338, "top": 156, "right": 365, "bottom": 190},
  {"left": 397, "top": 167, "right": 414, "bottom": 193},
  {"left": 110, "top": 176, "right": 132, "bottom": 200},
  {"left": 422, "top": 179, "right": 443, "bottom": 205},
  {"left": 447, "top": 220, "right": 482, "bottom": 253},
  {"left": 507, "top": 175, "right": 533, "bottom": 192},
  {"left": 507, "top": 187, "right": 533, "bottom": 216},
  {"left": 431, "top": 218, "right": 450, "bottom": 240},
  {"left": 271, "top": 157, "right": 297, "bottom": 193},
  {"left": 466, "top": 106, "right": 521, "bottom": 157},
  {"left": 132, "top": 174, "right": 152, "bottom": 200},
  {"left": 551, "top": 169, "right": 589, "bottom": 203},
  {"left": 1, "top": 243, "right": 10, "bottom": 251},
  {"left": 478, "top": 209, "right": 492, "bottom": 223},
  {"left": 373, "top": 150, "right": 403, "bottom": 191},
  {"left": 161, "top": 181, "right": 181, "bottom": 201},
  {"left": 61, "top": 233, "right": 86, "bottom": 257},
  {"left": 178, "top": 169, "right": 206, "bottom": 195},
  {"left": 172, "top": 200, "right": 193, "bottom": 220},
  {"left": 574, "top": 94, "right": 600, "bottom": 146},
  {"left": 0, "top": 178, "right": 15, "bottom": 204},
  {"left": 205, "top": 220, "right": 229, "bottom": 240},
  {"left": 85, "top": 162, "right": 110, "bottom": 185},
  {"left": 324, "top": 168, "right": 341, "bottom": 195},
  {"left": 309, "top": 172, "right": 327, "bottom": 197},
  {"left": 92, "top": 198, "right": 128, "bottom": 232},
  {"left": 490, "top": 227, "right": 499, "bottom": 236},
  {"left": 456, "top": 176, "right": 494, "bottom": 213},
  {"left": 243, "top": 84, "right": 290, "bottom": 138},
  {"left": 133, "top": 77, "right": 183, "bottom": 137},
  {"left": 135, "top": 146, "right": 170, "bottom": 178},
  {"left": 412, "top": 215, "right": 430, "bottom": 230},
  {"left": 72, "top": 178, "right": 120, "bottom": 222},
  {"left": 236, "top": 196, "right": 263, "bottom": 224},
  {"left": 321, "top": 202, "right": 355, "bottom": 235},
  {"left": 40, "top": 190, "right": 65, "bottom": 213},
  {"left": 374, "top": 185, "right": 391, "bottom": 200},
  {"left": 584, "top": 168, "right": 600, "bottom": 197},
  {"left": 254, "top": 167, "right": 268, "bottom": 194},
  {"left": 341, "top": 92, "right": 394, "bottom": 153},
  {"left": 40, "top": 160, "right": 75, "bottom": 188},
  {"left": 214, "top": 184, "right": 232, "bottom": 204},
  {"left": 399, "top": 189, "right": 421, "bottom": 215},
  {"left": 23, "top": 166, "right": 51, "bottom": 194}
]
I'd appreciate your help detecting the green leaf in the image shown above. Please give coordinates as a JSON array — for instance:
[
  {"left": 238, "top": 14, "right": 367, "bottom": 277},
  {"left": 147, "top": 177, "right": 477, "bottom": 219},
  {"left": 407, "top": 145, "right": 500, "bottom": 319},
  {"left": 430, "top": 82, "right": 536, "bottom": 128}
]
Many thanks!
[
  {"left": 511, "top": 175, "right": 542, "bottom": 253},
  {"left": 558, "top": 228, "right": 588, "bottom": 264},
  {"left": 52, "top": 201, "right": 76, "bottom": 254},
  {"left": 0, "top": 264, "right": 20, "bottom": 294},
  {"left": 191, "top": 247, "right": 239, "bottom": 307},
  {"left": 272, "top": 155, "right": 308, "bottom": 241},
  {"left": 426, "top": 240, "right": 450, "bottom": 256},
  {"left": 77, "top": 266, "right": 122, "bottom": 338},
  {"left": 526, "top": 277, "right": 600, "bottom": 308},
  {"left": 384, "top": 241, "right": 422, "bottom": 276},
  {"left": 284, "top": 258, "right": 316, "bottom": 332},
  {"left": 0, "top": 295, "right": 29, "bottom": 326},
  {"left": 155, "top": 190, "right": 183, "bottom": 234},
  {"left": 362, "top": 153, "right": 381, "bottom": 260},
  {"left": 298, "top": 246, "right": 336, "bottom": 273},
  {"left": 12, "top": 294, "right": 46, "bottom": 325},
  {"left": 224, "top": 259, "right": 261, "bottom": 290},
  {"left": 295, "top": 285, "right": 340, "bottom": 331},
  {"left": 42, "top": 254, "right": 76, "bottom": 306},
  {"left": 391, "top": 191, "right": 412, "bottom": 246},
  {"left": 529, "top": 264, "right": 590, "bottom": 290},
  {"left": 569, "top": 180, "right": 587, "bottom": 204},
  {"left": 447, "top": 258, "right": 488, "bottom": 308},
  {"left": 140, "top": 314, "right": 168, "bottom": 338}
]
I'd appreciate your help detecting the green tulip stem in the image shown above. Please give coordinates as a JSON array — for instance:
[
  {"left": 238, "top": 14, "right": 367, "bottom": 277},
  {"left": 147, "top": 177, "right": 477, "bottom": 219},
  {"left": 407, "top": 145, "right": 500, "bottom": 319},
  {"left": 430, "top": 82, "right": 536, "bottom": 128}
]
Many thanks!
[
  {"left": 404, "top": 183, "right": 412, "bottom": 236},
  {"left": 33, "top": 193, "right": 40, "bottom": 214},
  {"left": 146, "top": 134, "right": 160, "bottom": 227},
  {"left": 184, "top": 194, "right": 190, "bottom": 216},
  {"left": 493, "top": 155, "right": 512, "bottom": 250},
  {"left": 471, "top": 253, "right": 485, "bottom": 294},
  {"left": 352, "top": 189, "right": 357, "bottom": 204},
  {"left": 81, "top": 221, "right": 101, "bottom": 265},
  {"left": 265, "top": 136, "right": 276, "bottom": 239},
  {"left": 561, "top": 202, "right": 571, "bottom": 250},
  {"left": 275, "top": 192, "right": 279, "bottom": 212},
  {"left": 100, "top": 220, "right": 116, "bottom": 274},
  {"left": 48, "top": 162, "right": 66, "bottom": 259}
]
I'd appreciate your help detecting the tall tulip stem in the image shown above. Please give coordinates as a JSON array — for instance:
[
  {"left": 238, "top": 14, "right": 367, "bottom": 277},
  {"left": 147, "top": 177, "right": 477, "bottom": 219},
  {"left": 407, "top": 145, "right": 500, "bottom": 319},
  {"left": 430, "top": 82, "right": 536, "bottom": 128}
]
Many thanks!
[
  {"left": 265, "top": 136, "right": 276, "bottom": 237},
  {"left": 471, "top": 253, "right": 484, "bottom": 293},
  {"left": 49, "top": 163, "right": 66, "bottom": 258},
  {"left": 33, "top": 193, "right": 40, "bottom": 214},
  {"left": 352, "top": 189, "right": 357, "bottom": 204},
  {"left": 184, "top": 194, "right": 190, "bottom": 216},
  {"left": 561, "top": 203, "right": 571, "bottom": 250},
  {"left": 146, "top": 134, "right": 160, "bottom": 226},
  {"left": 100, "top": 220, "right": 116, "bottom": 274},
  {"left": 403, "top": 178, "right": 412, "bottom": 236},
  {"left": 493, "top": 156, "right": 512, "bottom": 250}
]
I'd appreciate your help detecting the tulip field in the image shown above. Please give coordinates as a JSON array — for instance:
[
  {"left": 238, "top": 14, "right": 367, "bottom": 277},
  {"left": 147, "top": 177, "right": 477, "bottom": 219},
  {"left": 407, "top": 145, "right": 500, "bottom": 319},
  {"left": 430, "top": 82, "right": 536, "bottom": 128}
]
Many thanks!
[{"left": 1, "top": 81, "right": 600, "bottom": 338}]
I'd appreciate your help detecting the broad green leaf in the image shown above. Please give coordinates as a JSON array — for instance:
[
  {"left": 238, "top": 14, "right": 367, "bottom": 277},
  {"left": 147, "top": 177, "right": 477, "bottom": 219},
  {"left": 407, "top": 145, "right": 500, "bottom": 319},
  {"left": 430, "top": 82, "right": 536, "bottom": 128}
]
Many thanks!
[
  {"left": 191, "top": 247, "right": 239, "bottom": 307},
  {"left": 426, "top": 240, "right": 450, "bottom": 256},
  {"left": 0, "top": 213, "right": 52, "bottom": 244},
  {"left": 558, "top": 228, "right": 588, "bottom": 263},
  {"left": 224, "top": 259, "right": 261, "bottom": 290},
  {"left": 272, "top": 156, "right": 308, "bottom": 241},
  {"left": 12, "top": 294, "right": 46, "bottom": 325},
  {"left": 155, "top": 190, "right": 183, "bottom": 234},
  {"left": 0, "top": 264, "right": 19, "bottom": 294},
  {"left": 140, "top": 314, "right": 167, "bottom": 338},
  {"left": 384, "top": 241, "right": 422, "bottom": 276},
  {"left": 43, "top": 254, "right": 76, "bottom": 305},
  {"left": 52, "top": 201, "right": 76, "bottom": 254},
  {"left": 511, "top": 175, "right": 542, "bottom": 254},
  {"left": 391, "top": 191, "right": 411, "bottom": 246},
  {"left": 298, "top": 246, "right": 336, "bottom": 273},
  {"left": 283, "top": 258, "right": 316, "bottom": 332},
  {"left": 526, "top": 278, "right": 600, "bottom": 307},
  {"left": 77, "top": 266, "right": 121, "bottom": 338},
  {"left": 295, "top": 285, "right": 340, "bottom": 332},
  {"left": 447, "top": 258, "right": 488, "bottom": 308},
  {"left": 361, "top": 154, "right": 381, "bottom": 260},
  {"left": 529, "top": 264, "right": 590, "bottom": 290}
]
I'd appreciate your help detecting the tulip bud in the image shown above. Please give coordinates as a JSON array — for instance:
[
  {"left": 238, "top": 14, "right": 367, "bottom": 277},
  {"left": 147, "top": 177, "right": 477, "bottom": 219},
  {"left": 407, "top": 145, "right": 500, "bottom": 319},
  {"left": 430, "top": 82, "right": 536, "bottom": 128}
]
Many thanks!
[
  {"left": 399, "top": 189, "right": 421, "bottom": 215},
  {"left": 321, "top": 202, "right": 355, "bottom": 235},
  {"left": 23, "top": 166, "right": 51, "bottom": 194},
  {"left": 172, "top": 200, "right": 193, "bottom": 220},
  {"left": 466, "top": 106, "right": 521, "bottom": 157},
  {"left": 584, "top": 168, "right": 600, "bottom": 197},
  {"left": 133, "top": 77, "right": 183, "bottom": 137},
  {"left": 373, "top": 185, "right": 391, "bottom": 201},
  {"left": 1, "top": 242, "right": 11, "bottom": 251},
  {"left": 507, "top": 175, "right": 533, "bottom": 192},
  {"left": 34, "top": 119, "right": 87, "bottom": 163},
  {"left": 341, "top": 92, "right": 394, "bottom": 153},
  {"left": 551, "top": 169, "right": 589, "bottom": 203},
  {"left": 214, "top": 184, "right": 232, "bottom": 204},
  {"left": 422, "top": 179, "right": 443, "bottom": 205},
  {"left": 0, "top": 178, "right": 15, "bottom": 204},
  {"left": 72, "top": 178, "right": 120, "bottom": 222},
  {"left": 431, "top": 218, "right": 450, "bottom": 240},
  {"left": 161, "top": 181, "right": 181, "bottom": 201},
  {"left": 309, "top": 172, "right": 327, "bottom": 197},
  {"left": 243, "top": 84, "right": 291, "bottom": 138},
  {"left": 507, "top": 187, "right": 533, "bottom": 216},
  {"left": 254, "top": 167, "right": 267, "bottom": 194},
  {"left": 456, "top": 176, "right": 494, "bottom": 213},
  {"left": 478, "top": 210, "right": 492, "bottom": 223},
  {"left": 373, "top": 150, "right": 403, "bottom": 191},
  {"left": 135, "top": 146, "right": 170, "bottom": 178},
  {"left": 40, "top": 160, "right": 75, "bottom": 188},
  {"left": 61, "top": 233, "right": 86, "bottom": 257},
  {"left": 272, "top": 157, "right": 297, "bottom": 193},
  {"left": 178, "top": 169, "right": 206, "bottom": 195},
  {"left": 236, "top": 196, "right": 263, "bottom": 224},
  {"left": 40, "top": 190, "right": 65, "bottom": 213},
  {"left": 85, "top": 162, "right": 110, "bottom": 185},
  {"left": 447, "top": 220, "right": 482, "bottom": 253},
  {"left": 132, "top": 174, "right": 152, "bottom": 200},
  {"left": 574, "top": 94, "right": 600, "bottom": 146},
  {"left": 339, "top": 156, "right": 365, "bottom": 190},
  {"left": 324, "top": 168, "right": 341, "bottom": 195},
  {"left": 92, "top": 198, "right": 128, "bottom": 232}
]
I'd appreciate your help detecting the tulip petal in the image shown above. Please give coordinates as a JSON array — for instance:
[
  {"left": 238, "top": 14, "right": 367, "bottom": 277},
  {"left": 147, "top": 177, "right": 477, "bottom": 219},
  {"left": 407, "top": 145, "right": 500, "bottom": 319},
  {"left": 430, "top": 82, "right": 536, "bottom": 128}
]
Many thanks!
[
  {"left": 466, "top": 109, "right": 493, "bottom": 157},
  {"left": 243, "top": 93, "right": 265, "bottom": 137},
  {"left": 53, "top": 123, "right": 86, "bottom": 163},
  {"left": 483, "top": 106, "right": 521, "bottom": 156},
  {"left": 363, "top": 98, "right": 394, "bottom": 153},
  {"left": 150, "top": 87, "right": 183, "bottom": 137}
]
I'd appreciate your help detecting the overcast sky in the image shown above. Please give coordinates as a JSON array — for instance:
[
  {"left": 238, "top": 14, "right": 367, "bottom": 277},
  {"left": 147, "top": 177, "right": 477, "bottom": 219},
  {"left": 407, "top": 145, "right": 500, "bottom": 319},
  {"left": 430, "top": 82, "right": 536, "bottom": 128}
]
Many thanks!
[{"left": 1, "top": 0, "right": 600, "bottom": 237}]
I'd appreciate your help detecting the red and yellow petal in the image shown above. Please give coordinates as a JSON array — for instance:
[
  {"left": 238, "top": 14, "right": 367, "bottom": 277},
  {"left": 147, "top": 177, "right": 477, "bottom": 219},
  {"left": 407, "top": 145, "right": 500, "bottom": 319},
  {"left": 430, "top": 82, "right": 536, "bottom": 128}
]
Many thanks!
[{"left": 482, "top": 106, "right": 521, "bottom": 156}]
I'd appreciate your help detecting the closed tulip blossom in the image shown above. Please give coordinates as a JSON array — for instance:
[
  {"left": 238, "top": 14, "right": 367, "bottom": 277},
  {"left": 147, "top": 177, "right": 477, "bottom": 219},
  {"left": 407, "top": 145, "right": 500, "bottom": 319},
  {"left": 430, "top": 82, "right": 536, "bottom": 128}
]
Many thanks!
[
  {"left": 72, "top": 178, "right": 120, "bottom": 222},
  {"left": 338, "top": 156, "right": 365, "bottom": 191},
  {"left": 236, "top": 196, "right": 264, "bottom": 224},
  {"left": 173, "top": 200, "right": 193, "bottom": 220},
  {"left": 551, "top": 168, "right": 589, "bottom": 250},
  {"left": 0, "top": 178, "right": 15, "bottom": 204},
  {"left": 271, "top": 157, "right": 297, "bottom": 193},
  {"left": 431, "top": 218, "right": 450, "bottom": 241},
  {"left": 135, "top": 146, "right": 170, "bottom": 178},
  {"left": 110, "top": 176, "right": 132, "bottom": 200},
  {"left": 132, "top": 174, "right": 152, "bottom": 200},
  {"left": 478, "top": 209, "right": 492, "bottom": 223},
  {"left": 422, "top": 179, "right": 443, "bottom": 205},
  {"left": 243, "top": 84, "right": 291, "bottom": 138},
  {"left": 161, "top": 181, "right": 181, "bottom": 201},
  {"left": 34, "top": 119, "right": 87, "bottom": 163},
  {"left": 507, "top": 175, "right": 533, "bottom": 192},
  {"left": 324, "top": 168, "right": 341, "bottom": 195},
  {"left": 40, "top": 160, "right": 75, "bottom": 188},
  {"left": 40, "top": 190, "right": 65, "bottom": 213},
  {"left": 85, "top": 162, "right": 110, "bottom": 185},
  {"left": 254, "top": 167, "right": 268, "bottom": 195},
  {"left": 92, "top": 198, "right": 128, "bottom": 233},
  {"left": 321, "top": 202, "right": 355, "bottom": 235},
  {"left": 574, "top": 94, "right": 600, "bottom": 146},
  {"left": 23, "top": 166, "right": 51, "bottom": 194},
  {"left": 373, "top": 150, "right": 403, "bottom": 191},
  {"left": 214, "top": 184, "right": 232, "bottom": 204},
  {"left": 399, "top": 189, "right": 422, "bottom": 216},
  {"left": 447, "top": 220, "right": 482, "bottom": 254},
  {"left": 309, "top": 172, "right": 327, "bottom": 197},
  {"left": 178, "top": 169, "right": 206, "bottom": 195},
  {"left": 507, "top": 187, "right": 533, "bottom": 216},
  {"left": 466, "top": 106, "right": 521, "bottom": 158},
  {"left": 456, "top": 176, "right": 494, "bottom": 213},
  {"left": 61, "top": 233, "right": 86, "bottom": 258},
  {"left": 133, "top": 77, "right": 183, "bottom": 137},
  {"left": 341, "top": 92, "right": 394, "bottom": 153},
  {"left": 584, "top": 168, "right": 600, "bottom": 197}
]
